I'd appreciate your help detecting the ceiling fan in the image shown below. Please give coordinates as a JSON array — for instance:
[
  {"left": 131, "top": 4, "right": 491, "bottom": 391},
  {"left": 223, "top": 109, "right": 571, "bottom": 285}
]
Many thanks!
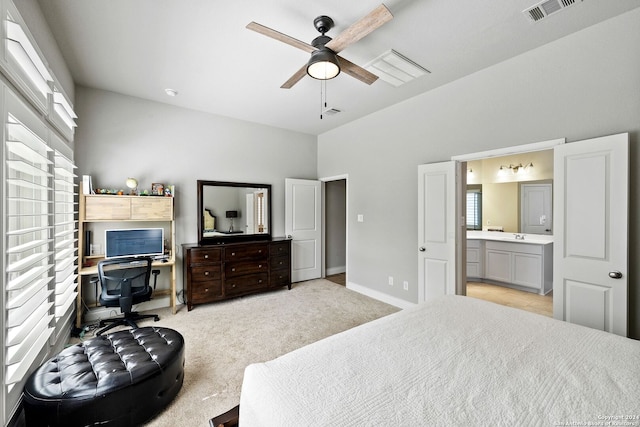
[{"left": 246, "top": 4, "right": 393, "bottom": 89}]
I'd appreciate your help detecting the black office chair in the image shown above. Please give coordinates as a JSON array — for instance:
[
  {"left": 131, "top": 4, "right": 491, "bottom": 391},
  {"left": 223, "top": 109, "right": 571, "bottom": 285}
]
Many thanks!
[{"left": 91, "top": 257, "right": 160, "bottom": 336}]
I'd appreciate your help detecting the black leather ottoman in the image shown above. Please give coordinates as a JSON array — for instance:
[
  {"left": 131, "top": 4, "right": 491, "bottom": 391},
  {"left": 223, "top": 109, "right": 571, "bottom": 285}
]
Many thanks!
[{"left": 23, "top": 327, "right": 185, "bottom": 427}]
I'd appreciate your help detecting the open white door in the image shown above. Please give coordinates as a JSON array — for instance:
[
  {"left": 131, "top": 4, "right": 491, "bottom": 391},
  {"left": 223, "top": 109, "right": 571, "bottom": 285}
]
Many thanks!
[
  {"left": 285, "top": 178, "right": 322, "bottom": 282},
  {"left": 418, "top": 161, "right": 465, "bottom": 302},
  {"left": 553, "top": 133, "right": 628, "bottom": 336}
]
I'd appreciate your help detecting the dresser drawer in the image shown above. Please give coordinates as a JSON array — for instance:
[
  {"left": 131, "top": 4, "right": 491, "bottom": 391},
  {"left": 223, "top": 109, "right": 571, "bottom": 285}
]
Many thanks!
[
  {"left": 270, "top": 254, "right": 290, "bottom": 271},
  {"left": 225, "top": 244, "right": 268, "bottom": 261},
  {"left": 271, "top": 269, "right": 290, "bottom": 287},
  {"left": 190, "top": 280, "right": 223, "bottom": 303},
  {"left": 270, "top": 241, "right": 290, "bottom": 257},
  {"left": 190, "top": 247, "right": 221, "bottom": 263},
  {"left": 225, "top": 260, "right": 268, "bottom": 278},
  {"left": 190, "top": 265, "right": 221, "bottom": 282},
  {"left": 225, "top": 273, "right": 269, "bottom": 296}
]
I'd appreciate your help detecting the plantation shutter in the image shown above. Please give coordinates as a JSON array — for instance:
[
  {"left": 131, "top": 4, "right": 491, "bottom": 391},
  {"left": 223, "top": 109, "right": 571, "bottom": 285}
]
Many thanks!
[
  {"left": 53, "top": 149, "right": 77, "bottom": 320},
  {"left": 5, "top": 17, "right": 53, "bottom": 109},
  {"left": 2, "top": 4, "right": 78, "bottom": 423},
  {"left": 4, "top": 108, "right": 55, "bottom": 389}
]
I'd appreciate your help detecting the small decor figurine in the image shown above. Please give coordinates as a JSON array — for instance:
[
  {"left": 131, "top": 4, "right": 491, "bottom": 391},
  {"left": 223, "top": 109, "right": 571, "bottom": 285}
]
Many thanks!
[{"left": 125, "top": 178, "right": 138, "bottom": 195}]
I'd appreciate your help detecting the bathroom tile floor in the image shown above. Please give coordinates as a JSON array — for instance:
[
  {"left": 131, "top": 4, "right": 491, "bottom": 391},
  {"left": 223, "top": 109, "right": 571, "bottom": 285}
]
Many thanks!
[{"left": 467, "top": 282, "right": 553, "bottom": 317}]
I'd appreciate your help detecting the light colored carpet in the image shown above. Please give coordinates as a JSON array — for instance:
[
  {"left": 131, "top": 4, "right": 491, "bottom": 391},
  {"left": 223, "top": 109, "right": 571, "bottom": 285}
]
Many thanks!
[{"left": 77, "top": 279, "right": 399, "bottom": 426}]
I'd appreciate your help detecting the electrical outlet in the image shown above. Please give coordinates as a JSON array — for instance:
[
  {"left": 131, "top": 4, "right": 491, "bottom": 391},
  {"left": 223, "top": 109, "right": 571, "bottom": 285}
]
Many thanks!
[
  {"left": 388, "top": 276, "right": 394, "bottom": 286},
  {"left": 403, "top": 281, "right": 409, "bottom": 291}
]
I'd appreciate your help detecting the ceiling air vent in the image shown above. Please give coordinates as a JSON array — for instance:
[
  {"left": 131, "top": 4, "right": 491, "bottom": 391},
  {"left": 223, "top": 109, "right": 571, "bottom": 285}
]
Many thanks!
[
  {"left": 523, "top": 0, "right": 579, "bottom": 22},
  {"left": 365, "top": 50, "right": 430, "bottom": 87},
  {"left": 320, "top": 108, "right": 342, "bottom": 118}
]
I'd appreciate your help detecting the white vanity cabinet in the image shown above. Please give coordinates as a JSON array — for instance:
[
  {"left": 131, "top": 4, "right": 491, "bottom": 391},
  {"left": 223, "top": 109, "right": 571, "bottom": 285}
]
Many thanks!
[
  {"left": 466, "top": 239, "right": 484, "bottom": 279},
  {"left": 484, "top": 240, "right": 553, "bottom": 295}
]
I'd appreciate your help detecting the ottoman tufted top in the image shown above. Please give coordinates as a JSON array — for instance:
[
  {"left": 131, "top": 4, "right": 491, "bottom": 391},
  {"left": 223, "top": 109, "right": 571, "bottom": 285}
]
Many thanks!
[{"left": 27, "top": 327, "right": 184, "bottom": 400}]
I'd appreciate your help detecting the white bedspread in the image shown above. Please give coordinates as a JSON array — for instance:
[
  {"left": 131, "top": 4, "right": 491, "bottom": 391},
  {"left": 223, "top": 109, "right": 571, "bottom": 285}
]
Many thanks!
[{"left": 240, "top": 295, "right": 640, "bottom": 426}]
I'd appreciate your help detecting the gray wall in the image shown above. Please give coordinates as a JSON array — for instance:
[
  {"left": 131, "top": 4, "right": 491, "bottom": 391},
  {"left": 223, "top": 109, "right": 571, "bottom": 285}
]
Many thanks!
[
  {"left": 74, "top": 86, "right": 317, "bottom": 290},
  {"left": 318, "top": 9, "right": 640, "bottom": 335}
]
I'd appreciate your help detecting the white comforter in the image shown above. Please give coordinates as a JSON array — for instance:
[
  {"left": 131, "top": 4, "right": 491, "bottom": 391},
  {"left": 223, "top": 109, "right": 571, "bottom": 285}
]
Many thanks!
[{"left": 240, "top": 295, "right": 640, "bottom": 426}]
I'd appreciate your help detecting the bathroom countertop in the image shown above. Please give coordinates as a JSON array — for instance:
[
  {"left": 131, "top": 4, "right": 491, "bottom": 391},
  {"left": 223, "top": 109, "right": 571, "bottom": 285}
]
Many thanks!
[{"left": 467, "top": 230, "right": 553, "bottom": 245}]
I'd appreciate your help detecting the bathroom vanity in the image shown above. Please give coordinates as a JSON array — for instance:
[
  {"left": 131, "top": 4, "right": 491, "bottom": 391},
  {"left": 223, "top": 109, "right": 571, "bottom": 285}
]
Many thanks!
[{"left": 467, "top": 231, "right": 553, "bottom": 295}]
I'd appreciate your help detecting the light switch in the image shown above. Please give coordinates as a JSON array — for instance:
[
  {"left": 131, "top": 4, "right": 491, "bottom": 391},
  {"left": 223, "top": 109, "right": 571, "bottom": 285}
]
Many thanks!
[{"left": 357, "top": 214, "right": 364, "bottom": 222}]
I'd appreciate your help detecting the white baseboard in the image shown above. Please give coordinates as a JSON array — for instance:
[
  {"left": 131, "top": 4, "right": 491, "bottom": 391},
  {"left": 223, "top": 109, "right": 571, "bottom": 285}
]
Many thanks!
[
  {"left": 346, "top": 281, "right": 416, "bottom": 310},
  {"left": 326, "top": 266, "right": 346, "bottom": 276},
  {"left": 82, "top": 295, "right": 171, "bottom": 324}
]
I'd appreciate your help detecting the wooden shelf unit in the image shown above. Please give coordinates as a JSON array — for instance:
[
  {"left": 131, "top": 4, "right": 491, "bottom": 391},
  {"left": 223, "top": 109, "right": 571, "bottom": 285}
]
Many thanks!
[{"left": 76, "top": 184, "right": 177, "bottom": 327}]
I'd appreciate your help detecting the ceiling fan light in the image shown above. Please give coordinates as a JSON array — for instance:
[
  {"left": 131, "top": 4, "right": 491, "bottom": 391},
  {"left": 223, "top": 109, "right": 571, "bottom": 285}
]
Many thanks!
[{"left": 307, "top": 48, "right": 340, "bottom": 80}]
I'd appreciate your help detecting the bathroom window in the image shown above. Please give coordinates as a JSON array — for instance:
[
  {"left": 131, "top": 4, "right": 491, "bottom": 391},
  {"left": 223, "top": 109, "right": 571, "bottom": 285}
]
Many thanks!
[{"left": 466, "top": 190, "right": 482, "bottom": 230}]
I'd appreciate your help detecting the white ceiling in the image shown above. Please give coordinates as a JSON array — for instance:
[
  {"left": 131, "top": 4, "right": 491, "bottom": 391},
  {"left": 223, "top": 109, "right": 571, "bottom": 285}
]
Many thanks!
[{"left": 37, "top": 0, "right": 640, "bottom": 136}]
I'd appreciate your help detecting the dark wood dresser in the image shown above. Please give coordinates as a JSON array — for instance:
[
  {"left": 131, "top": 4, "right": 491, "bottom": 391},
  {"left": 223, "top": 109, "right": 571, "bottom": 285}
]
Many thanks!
[{"left": 182, "top": 238, "right": 291, "bottom": 310}]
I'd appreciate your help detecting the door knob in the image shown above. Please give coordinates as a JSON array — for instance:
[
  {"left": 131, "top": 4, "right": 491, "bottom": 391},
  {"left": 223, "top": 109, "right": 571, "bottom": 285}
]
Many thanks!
[
  {"left": 609, "top": 271, "right": 623, "bottom": 279},
  {"left": 419, "top": 247, "right": 426, "bottom": 252}
]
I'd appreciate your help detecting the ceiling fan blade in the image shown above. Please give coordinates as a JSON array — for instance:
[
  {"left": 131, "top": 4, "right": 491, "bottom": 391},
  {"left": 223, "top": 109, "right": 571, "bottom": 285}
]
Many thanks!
[
  {"left": 325, "top": 4, "right": 393, "bottom": 53},
  {"left": 338, "top": 56, "right": 378, "bottom": 85},
  {"left": 281, "top": 65, "right": 308, "bottom": 89},
  {"left": 246, "top": 22, "right": 317, "bottom": 53}
]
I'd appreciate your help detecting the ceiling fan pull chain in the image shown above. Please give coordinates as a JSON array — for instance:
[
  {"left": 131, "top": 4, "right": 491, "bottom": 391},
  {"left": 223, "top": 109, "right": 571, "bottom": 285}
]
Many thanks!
[{"left": 320, "top": 80, "right": 323, "bottom": 119}]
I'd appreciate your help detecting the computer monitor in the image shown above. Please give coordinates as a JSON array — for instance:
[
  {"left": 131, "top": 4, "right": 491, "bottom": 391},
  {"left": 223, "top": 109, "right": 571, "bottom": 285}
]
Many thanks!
[{"left": 105, "top": 228, "right": 164, "bottom": 259}]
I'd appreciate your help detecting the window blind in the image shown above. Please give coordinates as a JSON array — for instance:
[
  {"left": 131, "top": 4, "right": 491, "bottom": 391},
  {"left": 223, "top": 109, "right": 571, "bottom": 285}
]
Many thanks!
[
  {"left": 53, "top": 150, "right": 77, "bottom": 320},
  {"left": 466, "top": 191, "right": 482, "bottom": 230},
  {"left": 4, "top": 113, "right": 55, "bottom": 389},
  {"left": 5, "top": 18, "right": 52, "bottom": 103},
  {"left": 2, "top": 4, "right": 78, "bottom": 424}
]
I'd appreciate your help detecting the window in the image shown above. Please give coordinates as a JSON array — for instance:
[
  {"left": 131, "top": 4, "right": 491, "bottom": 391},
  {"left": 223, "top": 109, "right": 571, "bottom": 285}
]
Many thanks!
[
  {"left": 53, "top": 149, "right": 77, "bottom": 320},
  {"left": 466, "top": 191, "right": 482, "bottom": 230},
  {"left": 4, "top": 111, "right": 55, "bottom": 396},
  {"left": 1, "top": 4, "right": 78, "bottom": 424},
  {"left": 5, "top": 17, "right": 52, "bottom": 109}
]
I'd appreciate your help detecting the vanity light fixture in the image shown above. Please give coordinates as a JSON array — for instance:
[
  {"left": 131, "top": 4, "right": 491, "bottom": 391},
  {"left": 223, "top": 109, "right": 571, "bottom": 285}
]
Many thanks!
[{"left": 499, "top": 162, "right": 534, "bottom": 174}]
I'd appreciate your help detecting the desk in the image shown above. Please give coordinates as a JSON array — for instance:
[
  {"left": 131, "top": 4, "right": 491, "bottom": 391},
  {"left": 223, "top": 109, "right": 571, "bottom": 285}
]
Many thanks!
[
  {"left": 76, "top": 257, "right": 177, "bottom": 328},
  {"left": 76, "top": 184, "right": 177, "bottom": 328}
]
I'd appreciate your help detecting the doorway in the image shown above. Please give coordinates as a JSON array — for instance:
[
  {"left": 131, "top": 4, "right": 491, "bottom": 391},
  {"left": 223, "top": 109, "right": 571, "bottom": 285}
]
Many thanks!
[
  {"left": 323, "top": 178, "right": 347, "bottom": 286},
  {"left": 454, "top": 140, "right": 562, "bottom": 316}
]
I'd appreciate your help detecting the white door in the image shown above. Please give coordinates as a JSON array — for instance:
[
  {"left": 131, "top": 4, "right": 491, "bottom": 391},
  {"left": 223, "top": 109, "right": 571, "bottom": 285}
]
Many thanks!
[
  {"left": 285, "top": 178, "right": 322, "bottom": 282},
  {"left": 521, "top": 183, "right": 552, "bottom": 235},
  {"left": 553, "top": 133, "right": 628, "bottom": 336},
  {"left": 418, "top": 162, "right": 465, "bottom": 302}
]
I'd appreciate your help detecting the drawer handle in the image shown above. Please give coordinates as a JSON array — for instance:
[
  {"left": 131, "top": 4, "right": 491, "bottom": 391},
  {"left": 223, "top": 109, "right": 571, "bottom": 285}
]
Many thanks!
[
  {"left": 231, "top": 252, "right": 235, "bottom": 256},
  {"left": 204, "top": 254, "right": 209, "bottom": 259},
  {"left": 258, "top": 279, "right": 263, "bottom": 284},
  {"left": 279, "top": 261, "right": 283, "bottom": 265},
  {"left": 231, "top": 284, "right": 236, "bottom": 288},
  {"left": 204, "top": 271, "right": 209, "bottom": 276},
  {"left": 204, "top": 288, "right": 209, "bottom": 292},
  {"left": 258, "top": 264, "right": 262, "bottom": 268},
  {"left": 232, "top": 268, "right": 236, "bottom": 272}
]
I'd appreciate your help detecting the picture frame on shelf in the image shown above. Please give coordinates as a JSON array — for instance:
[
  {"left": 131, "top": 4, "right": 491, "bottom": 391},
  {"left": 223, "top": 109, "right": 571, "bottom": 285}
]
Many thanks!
[{"left": 152, "top": 183, "right": 164, "bottom": 196}]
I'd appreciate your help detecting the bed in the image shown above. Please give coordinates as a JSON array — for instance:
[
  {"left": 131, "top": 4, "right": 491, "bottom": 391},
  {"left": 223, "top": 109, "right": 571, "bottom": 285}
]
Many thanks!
[{"left": 238, "top": 295, "right": 640, "bottom": 426}]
